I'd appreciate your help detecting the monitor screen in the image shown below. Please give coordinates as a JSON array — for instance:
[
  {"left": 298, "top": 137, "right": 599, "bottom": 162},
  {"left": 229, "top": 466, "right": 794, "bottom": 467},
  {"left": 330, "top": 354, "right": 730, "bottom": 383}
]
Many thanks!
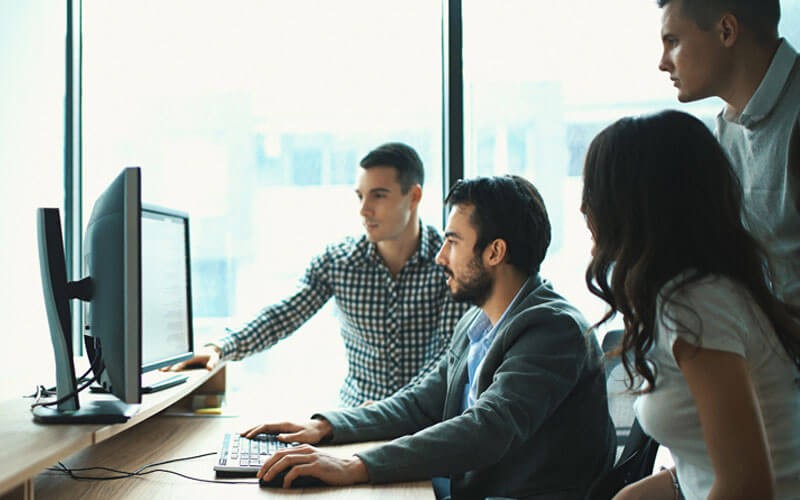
[{"left": 141, "top": 205, "right": 193, "bottom": 372}]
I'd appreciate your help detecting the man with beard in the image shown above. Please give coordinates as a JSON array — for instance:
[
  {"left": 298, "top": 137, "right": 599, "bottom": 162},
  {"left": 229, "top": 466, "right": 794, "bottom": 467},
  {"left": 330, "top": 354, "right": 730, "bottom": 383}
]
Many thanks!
[{"left": 242, "top": 175, "right": 615, "bottom": 499}]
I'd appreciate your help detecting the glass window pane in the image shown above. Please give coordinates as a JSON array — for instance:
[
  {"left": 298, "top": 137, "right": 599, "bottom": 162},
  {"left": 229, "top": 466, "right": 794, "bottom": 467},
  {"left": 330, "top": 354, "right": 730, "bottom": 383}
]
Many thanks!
[
  {"left": 83, "top": 0, "right": 443, "bottom": 408},
  {"left": 463, "top": 0, "right": 798, "bottom": 329},
  {"left": 0, "top": 2, "right": 65, "bottom": 400}
]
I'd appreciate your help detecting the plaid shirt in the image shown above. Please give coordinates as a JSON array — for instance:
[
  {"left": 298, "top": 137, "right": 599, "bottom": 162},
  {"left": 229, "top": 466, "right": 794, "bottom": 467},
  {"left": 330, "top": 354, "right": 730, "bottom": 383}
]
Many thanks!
[{"left": 216, "top": 223, "right": 471, "bottom": 406}]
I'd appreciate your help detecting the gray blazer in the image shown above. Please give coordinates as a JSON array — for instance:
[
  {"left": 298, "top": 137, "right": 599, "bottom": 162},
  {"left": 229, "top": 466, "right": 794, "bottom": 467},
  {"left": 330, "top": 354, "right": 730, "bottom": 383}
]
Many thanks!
[{"left": 318, "top": 275, "right": 615, "bottom": 499}]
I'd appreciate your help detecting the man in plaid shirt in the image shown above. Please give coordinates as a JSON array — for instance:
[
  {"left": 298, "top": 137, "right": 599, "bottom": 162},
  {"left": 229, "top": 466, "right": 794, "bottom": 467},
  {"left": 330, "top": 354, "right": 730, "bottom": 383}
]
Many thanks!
[{"left": 168, "top": 143, "right": 470, "bottom": 406}]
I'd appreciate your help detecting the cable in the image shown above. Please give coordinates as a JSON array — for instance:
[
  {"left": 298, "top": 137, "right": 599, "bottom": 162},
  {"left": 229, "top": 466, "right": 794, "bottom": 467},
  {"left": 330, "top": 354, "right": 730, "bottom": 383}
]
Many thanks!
[
  {"left": 22, "top": 364, "right": 99, "bottom": 398},
  {"left": 28, "top": 353, "right": 104, "bottom": 411},
  {"left": 46, "top": 452, "right": 258, "bottom": 485},
  {"left": 29, "top": 371, "right": 98, "bottom": 410}
]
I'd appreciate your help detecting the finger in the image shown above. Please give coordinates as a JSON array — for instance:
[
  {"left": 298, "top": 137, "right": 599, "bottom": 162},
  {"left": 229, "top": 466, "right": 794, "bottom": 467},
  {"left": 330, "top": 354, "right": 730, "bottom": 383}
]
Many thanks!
[
  {"left": 256, "top": 448, "right": 311, "bottom": 481},
  {"left": 166, "top": 362, "right": 184, "bottom": 372},
  {"left": 240, "top": 425, "right": 262, "bottom": 437},
  {"left": 282, "top": 462, "right": 317, "bottom": 488},
  {"left": 242, "top": 422, "right": 300, "bottom": 439},
  {"left": 257, "top": 452, "right": 282, "bottom": 479},
  {"left": 278, "top": 430, "right": 312, "bottom": 443}
]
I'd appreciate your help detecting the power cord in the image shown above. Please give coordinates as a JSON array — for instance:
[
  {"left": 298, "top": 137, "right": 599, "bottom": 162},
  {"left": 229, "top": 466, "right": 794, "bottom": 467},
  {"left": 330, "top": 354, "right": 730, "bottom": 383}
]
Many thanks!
[{"left": 46, "top": 452, "right": 258, "bottom": 485}]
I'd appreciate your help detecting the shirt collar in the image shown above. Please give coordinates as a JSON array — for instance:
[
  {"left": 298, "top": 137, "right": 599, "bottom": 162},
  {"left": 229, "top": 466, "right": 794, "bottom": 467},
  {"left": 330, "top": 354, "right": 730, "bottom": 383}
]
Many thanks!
[
  {"left": 727, "top": 39, "right": 798, "bottom": 127},
  {"left": 466, "top": 275, "right": 533, "bottom": 343},
  {"left": 362, "top": 219, "right": 428, "bottom": 265}
]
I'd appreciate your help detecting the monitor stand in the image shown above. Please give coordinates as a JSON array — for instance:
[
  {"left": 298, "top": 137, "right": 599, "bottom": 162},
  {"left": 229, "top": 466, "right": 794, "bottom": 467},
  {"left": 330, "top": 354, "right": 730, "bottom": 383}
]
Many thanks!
[{"left": 32, "top": 399, "right": 140, "bottom": 424}]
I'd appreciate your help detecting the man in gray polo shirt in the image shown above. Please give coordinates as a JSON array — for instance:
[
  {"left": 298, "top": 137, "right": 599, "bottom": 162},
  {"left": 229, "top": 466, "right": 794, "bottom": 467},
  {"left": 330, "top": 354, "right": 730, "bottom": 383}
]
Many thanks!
[{"left": 657, "top": 0, "right": 800, "bottom": 304}]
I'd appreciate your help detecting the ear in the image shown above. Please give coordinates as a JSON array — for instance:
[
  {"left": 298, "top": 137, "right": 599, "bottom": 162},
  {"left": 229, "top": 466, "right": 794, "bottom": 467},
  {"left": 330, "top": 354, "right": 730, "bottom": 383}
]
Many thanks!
[
  {"left": 482, "top": 238, "right": 507, "bottom": 267},
  {"left": 718, "top": 12, "right": 739, "bottom": 48},
  {"left": 408, "top": 184, "right": 422, "bottom": 209}
]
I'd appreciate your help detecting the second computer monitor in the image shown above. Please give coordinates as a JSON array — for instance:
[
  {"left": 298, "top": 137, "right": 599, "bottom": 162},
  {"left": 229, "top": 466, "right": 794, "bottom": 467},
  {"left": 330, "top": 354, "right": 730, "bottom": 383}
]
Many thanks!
[{"left": 141, "top": 204, "right": 194, "bottom": 372}]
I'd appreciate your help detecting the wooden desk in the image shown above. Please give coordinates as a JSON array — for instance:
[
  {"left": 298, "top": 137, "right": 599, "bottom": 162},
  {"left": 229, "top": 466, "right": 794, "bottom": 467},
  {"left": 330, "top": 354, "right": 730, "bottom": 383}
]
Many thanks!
[
  {"left": 33, "top": 414, "right": 433, "bottom": 499},
  {"left": 0, "top": 365, "right": 433, "bottom": 499},
  {"left": 0, "top": 364, "right": 226, "bottom": 500}
]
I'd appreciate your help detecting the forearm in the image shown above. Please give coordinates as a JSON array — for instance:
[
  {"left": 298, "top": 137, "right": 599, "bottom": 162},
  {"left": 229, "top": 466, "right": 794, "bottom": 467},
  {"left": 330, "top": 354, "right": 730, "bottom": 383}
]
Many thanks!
[
  {"left": 616, "top": 469, "right": 677, "bottom": 500},
  {"left": 219, "top": 287, "right": 330, "bottom": 360},
  {"left": 318, "top": 366, "right": 446, "bottom": 444}
]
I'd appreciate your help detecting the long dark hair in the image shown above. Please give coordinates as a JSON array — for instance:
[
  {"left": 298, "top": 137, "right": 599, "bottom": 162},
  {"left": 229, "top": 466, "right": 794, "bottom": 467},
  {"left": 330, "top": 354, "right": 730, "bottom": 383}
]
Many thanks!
[{"left": 582, "top": 110, "right": 800, "bottom": 390}]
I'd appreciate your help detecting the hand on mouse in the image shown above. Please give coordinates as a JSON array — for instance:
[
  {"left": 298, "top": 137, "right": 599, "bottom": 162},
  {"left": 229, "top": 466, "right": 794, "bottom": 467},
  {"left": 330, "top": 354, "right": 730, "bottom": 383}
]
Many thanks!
[{"left": 257, "top": 444, "right": 369, "bottom": 488}]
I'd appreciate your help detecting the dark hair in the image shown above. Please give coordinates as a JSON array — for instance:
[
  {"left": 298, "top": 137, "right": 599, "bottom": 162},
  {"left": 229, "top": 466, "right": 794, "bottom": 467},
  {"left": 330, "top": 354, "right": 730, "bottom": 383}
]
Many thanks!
[
  {"left": 582, "top": 109, "right": 800, "bottom": 390},
  {"left": 445, "top": 175, "right": 551, "bottom": 276},
  {"left": 657, "top": 0, "right": 780, "bottom": 42},
  {"left": 359, "top": 142, "right": 424, "bottom": 193}
]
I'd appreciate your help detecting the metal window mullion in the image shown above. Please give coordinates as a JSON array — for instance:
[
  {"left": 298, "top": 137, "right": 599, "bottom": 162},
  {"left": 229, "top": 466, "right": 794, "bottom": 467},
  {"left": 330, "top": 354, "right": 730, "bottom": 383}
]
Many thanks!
[
  {"left": 65, "top": 0, "right": 83, "bottom": 354},
  {"left": 441, "top": 0, "right": 464, "bottom": 226}
]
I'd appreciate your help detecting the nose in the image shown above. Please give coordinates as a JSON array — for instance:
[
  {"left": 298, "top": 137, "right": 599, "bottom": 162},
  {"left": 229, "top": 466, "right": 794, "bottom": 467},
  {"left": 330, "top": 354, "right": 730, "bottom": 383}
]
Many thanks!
[
  {"left": 359, "top": 198, "right": 372, "bottom": 217},
  {"left": 658, "top": 47, "right": 671, "bottom": 73},
  {"left": 434, "top": 242, "right": 447, "bottom": 267}
]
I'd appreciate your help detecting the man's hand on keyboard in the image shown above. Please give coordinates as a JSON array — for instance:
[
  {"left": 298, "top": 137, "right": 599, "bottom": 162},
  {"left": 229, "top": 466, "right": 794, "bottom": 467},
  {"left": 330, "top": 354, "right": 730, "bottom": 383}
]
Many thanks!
[
  {"left": 257, "top": 444, "right": 369, "bottom": 487},
  {"left": 161, "top": 345, "right": 221, "bottom": 372},
  {"left": 242, "top": 418, "right": 333, "bottom": 445}
]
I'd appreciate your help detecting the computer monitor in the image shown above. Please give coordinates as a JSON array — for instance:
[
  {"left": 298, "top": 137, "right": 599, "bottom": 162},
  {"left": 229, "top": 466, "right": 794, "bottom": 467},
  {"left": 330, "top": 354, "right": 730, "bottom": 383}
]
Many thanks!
[
  {"left": 140, "top": 204, "right": 194, "bottom": 375},
  {"left": 34, "top": 167, "right": 142, "bottom": 423}
]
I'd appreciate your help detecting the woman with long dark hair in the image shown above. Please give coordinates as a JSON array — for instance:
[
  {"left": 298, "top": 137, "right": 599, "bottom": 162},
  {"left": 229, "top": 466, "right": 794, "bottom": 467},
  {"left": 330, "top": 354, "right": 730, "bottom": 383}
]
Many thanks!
[{"left": 582, "top": 110, "right": 800, "bottom": 499}]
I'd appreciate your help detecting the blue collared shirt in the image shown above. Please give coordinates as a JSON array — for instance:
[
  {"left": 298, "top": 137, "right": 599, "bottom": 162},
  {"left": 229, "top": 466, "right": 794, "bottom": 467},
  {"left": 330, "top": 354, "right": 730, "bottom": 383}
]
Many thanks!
[{"left": 461, "top": 277, "right": 530, "bottom": 412}]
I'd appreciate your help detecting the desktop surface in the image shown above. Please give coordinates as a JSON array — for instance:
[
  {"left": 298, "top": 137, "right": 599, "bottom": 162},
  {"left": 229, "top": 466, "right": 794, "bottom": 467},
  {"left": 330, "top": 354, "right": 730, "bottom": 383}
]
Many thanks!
[{"left": 32, "top": 414, "right": 434, "bottom": 499}]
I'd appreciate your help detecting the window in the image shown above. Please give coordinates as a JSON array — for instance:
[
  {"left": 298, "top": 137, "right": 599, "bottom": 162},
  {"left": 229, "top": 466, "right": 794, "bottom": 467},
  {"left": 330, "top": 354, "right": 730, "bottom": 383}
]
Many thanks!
[
  {"left": 0, "top": 2, "right": 65, "bottom": 400},
  {"left": 82, "top": 0, "right": 443, "bottom": 408},
  {"left": 462, "top": 0, "right": 800, "bottom": 329}
]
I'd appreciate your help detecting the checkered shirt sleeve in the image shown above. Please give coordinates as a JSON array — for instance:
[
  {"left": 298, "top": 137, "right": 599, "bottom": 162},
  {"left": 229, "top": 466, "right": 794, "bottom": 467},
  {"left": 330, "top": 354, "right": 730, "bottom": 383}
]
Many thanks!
[
  {"left": 216, "top": 248, "right": 336, "bottom": 360},
  {"left": 217, "top": 224, "right": 471, "bottom": 406}
]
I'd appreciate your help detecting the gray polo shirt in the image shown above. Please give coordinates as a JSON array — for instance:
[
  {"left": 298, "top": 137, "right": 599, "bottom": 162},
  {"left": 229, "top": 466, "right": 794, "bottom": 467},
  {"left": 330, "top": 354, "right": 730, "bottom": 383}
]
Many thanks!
[{"left": 717, "top": 39, "right": 800, "bottom": 305}]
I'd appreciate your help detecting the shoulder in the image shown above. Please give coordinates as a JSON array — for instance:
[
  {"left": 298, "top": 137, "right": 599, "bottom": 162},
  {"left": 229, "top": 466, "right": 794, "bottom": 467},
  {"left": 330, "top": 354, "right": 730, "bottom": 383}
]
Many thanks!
[
  {"left": 657, "top": 274, "right": 760, "bottom": 355},
  {"left": 502, "top": 279, "right": 591, "bottom": 349},
  {"left": 319, "top": 234, "right": 369, "bottom": 262},
  {"left": 659, "top": 274, "right": 748, "bottom": 314},
  {"left": 419, "top": 223, "right": 444, "bottom": 259}
]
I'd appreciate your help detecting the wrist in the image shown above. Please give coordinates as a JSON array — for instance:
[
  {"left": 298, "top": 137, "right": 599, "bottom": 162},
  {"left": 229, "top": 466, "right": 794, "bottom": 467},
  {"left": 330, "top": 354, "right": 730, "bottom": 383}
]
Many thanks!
[
  {"left": 312, "top": 416, "right": 333, "bottom": 440},
  {"left": 203, "top": 343, "right": 222, "bottom": 357},
  {"left": 346, "top": 455, "right": 369, "bottom": 483},
  {"left": 660, "top": 466, "right": 682, "bottom": 500}
]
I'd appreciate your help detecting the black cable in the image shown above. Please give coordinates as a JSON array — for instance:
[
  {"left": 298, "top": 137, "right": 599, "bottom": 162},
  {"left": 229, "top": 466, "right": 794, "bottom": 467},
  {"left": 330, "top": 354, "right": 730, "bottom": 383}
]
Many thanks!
[
  {"left": 28, "top": 353, "right": 103, "bottom": 410},
  {"left": 46, "top": 452, "right": 258, "bottom": 485},
  {"left": 24, "top": 363, "right": 96, "bottom": 398},
  {"left": 29, "top": 371, "right": 98, "bottom": 410}
]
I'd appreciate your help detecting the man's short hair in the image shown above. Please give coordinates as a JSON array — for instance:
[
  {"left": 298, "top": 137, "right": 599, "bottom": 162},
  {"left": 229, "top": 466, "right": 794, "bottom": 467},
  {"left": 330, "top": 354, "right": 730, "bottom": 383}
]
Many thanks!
[
  {"left": 657, "top": 0, "right": 780, "bottom": 42},
  {"left": 445, "top": 175, "right": 551, "bottom": 276},
  {"left": 359, "top": 142, "right": 425, "bottom": 193}
]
